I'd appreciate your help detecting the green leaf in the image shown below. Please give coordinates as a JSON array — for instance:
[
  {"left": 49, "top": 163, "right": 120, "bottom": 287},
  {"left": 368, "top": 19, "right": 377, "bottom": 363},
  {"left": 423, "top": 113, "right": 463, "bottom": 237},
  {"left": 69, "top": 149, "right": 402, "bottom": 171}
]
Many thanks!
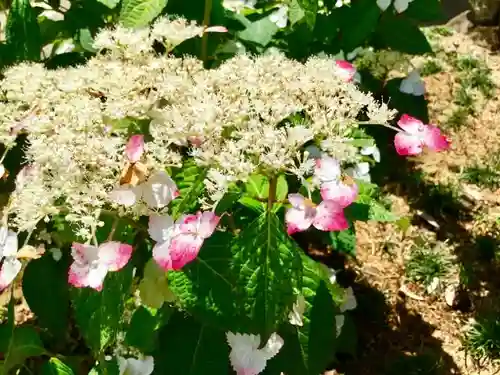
[
  {"left": 329, "top": 227, "right": 356, "bottom": 257},
  {"left": 70, "top": 265, "right": 133, "bottom": 354},
  {"left": 335, "top": 314, "right": 357, "bottom": 355},
  {"left": 5, "top": 0, "right": 42, "bottom": 62},
  {"left": 375, "top": 13, "right": 432, "bottom": 55},
  {"left": 154, "top": 312, "right": 230, "bottom": 375},
  {"left": 405, "top": 0, "right": 444, "bottom": 23},
  {"left": 231, "top": 211, "right": 302, "bottom": 339},
  {"left": 79, "top": 28, "right": 98, "bottom": 53},
  {"left": 170, "top": 162, "right": 207, "bottom": 218},
  {"left": 168, "top": 231, "right": 240, "bottom": 330},
  {"left": 237, "top": 16, "right": 279, "bottom": 47},
  {"left": 96, "top": 0, "right": 121, "bottom": 9},
  {"left": 288, "top": 0, "right": 305, "bottom": 24},
  {"left": 22, "top": 254, "right": 70, "bottom": 340},
  {"left": 245, "top": 174, "right": 288, "bottom": 201},
  {"left": 0, "top": 326, "right": 45, "bottom": 374},
  {"left": 125, "top": 306, "right": 171, "bottom": 353},
  {"left": 296, "top": 0, "right": 318, "bottom": 29},
  {"left": 338, "top": 0, "right": 380, "bottom": 51},
  {"left": 41, "top": 358, "right": 75, "bottom": 375},
  {"left": 119, "top": 0, "right": 168, "bottom": 28}
]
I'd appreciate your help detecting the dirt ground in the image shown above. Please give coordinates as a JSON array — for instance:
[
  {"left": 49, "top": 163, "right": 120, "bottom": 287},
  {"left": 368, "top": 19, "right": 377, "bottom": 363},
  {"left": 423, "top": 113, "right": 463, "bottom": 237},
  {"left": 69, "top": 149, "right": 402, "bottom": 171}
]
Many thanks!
[{"left": 330, "top": 26, "right": 500, "bottom": 375}]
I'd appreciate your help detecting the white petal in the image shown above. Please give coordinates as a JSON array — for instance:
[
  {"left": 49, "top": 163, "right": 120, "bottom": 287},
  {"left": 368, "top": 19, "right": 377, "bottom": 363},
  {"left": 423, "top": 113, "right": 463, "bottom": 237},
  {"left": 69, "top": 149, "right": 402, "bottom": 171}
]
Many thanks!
[
  {"left": 261, "top": 333, "right": 284, "bottom": 360},
  {"left": 0, "top": 257, "right": 22, "bottom": 291},
  {"left": 2, "top": 231, "right": 18, "bottom": 257},
  {"left": 142, "top": 171, "right": 178, "bottom": 209},
  {"left": 109, "top": 186, "right": 139, "bottom": 207},
  {"left": 340, "top": 287, "right": 357, "bottom": 312},
  {"left": 376, "top": 0, "right": 391, "bottom": 11},
  {"left": 148, "top": 214, "right": 175, "bottom": 243},
  {"left": 394, "top": 0, "right": 409, "bottom": 13},
  {"left": 0, "top": 164, "right": 5, "bottom": 178},
  {"left": 288, "top": 295, "right": 306, "bottom": 326},
  {"left": 335, "top": 314, "right": 345, "bottom": 337}
]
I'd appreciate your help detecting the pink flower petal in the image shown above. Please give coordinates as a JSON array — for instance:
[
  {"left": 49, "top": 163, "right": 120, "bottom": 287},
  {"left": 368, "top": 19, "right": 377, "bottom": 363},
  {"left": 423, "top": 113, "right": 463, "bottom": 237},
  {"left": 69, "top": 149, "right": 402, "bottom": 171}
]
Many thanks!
[
  {"left": 394, "top": 132, "right": 423, "bottom": 156},
  {"left": 125, "top": 135, "right": 144, "bottom": 162},
  {"left": 288, "top": 193, "right": 306, "bottom": 209},
  {"left": 0, "top": 257, "right": 22, "bottom": 292},
  {"left": 197, "top": 211, "right": 220, "bottom": 239},
  {"left": 98, "top": 241, "right": 133, "bottom": 272},
  {"left": 320, "top": 181, "right": 357, "bottom": 208},
  {"left": 423, "top": 126, "right": 449, "bottom": 152},
  {"left": 313, "top": 200, "right": 349, "bottom": 232},
  {"left": 285, "top": 206, "right": 315, "bottom": 235},
  {"left": 153, "top": 241, "right": 173, "bottom": 271},
  {"left": 68, "top": 261, "right": 108, "bottom": 291},
  {"left": 169, "top": 233, "right": 204, "bottom": 270},
  {"left": 334, "top": 60, "right": 357, "bottom": 82},
  {"left": 397, "top": 114, "right": 423, "bottom": 134}
]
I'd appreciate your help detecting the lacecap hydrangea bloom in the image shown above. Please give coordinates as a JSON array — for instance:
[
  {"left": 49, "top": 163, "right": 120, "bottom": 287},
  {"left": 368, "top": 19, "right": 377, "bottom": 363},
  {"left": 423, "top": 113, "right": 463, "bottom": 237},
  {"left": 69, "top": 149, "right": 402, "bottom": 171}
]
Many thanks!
[{"left": 0, "top": 16, "right": 393, "bottom": 241}]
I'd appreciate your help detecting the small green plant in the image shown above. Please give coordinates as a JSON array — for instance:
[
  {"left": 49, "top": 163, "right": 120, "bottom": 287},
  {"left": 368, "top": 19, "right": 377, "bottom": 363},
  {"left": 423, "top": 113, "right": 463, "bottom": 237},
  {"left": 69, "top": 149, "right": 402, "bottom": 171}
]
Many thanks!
[
  {"left": 420, "top": 59, "right": 443, "bottom": 77},
  {"left": 463, "top": 315, "right": 500, "bottom": 366},
  {"left": 446, "top": 107, "right": 469, "bottom": 129},
  {"left": 462, "top": 165, "right": 500, "bottom": 190},
  {"left": 405, "top": 242, "right": 453, "bottom": 289}
]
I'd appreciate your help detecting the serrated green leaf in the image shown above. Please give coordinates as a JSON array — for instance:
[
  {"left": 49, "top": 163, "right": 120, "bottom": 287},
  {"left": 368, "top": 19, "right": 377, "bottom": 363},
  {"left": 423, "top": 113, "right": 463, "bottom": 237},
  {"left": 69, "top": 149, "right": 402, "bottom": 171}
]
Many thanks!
[
  {"left": 375, "top": 13, "right": 433, "bottom": 55},
  {"left": 41, "top": 358, "right": 75, "bottom": 375},
  {"left": 338, "top": 0, "right": 380, "bottom": 51},
  {"left": 154, "top": 312, "right": 230, "bottom": 375},
  {"left": 245, "top": 174, "right": 287, "bottom": 201},
  {"left": 125, "top": 305, "right": 171, "bottom": 353},
  {"left": 170, "top": 162, "right": 207, "bottom": 218},
  {"left": 119, "top": 0, "right": 167, "bottom": 28},
  {"left": 70, "top": 265, "right": 133, "bottom": 354},
  {"left": 168, "top": 231, "right": 240, "bottom": 330},
  {"left": 22, "top": 254, "right": 70, "bottom": 340},
  {"left": 0, "top": 325, "right": 45, "bottom": 374},
  {"left": 296, "top": 0, "right": 318, "bottom": 29},
  {"left": 231, "top": 211, "right": 302, "bottom": 340},
  {"left": 288, "top": 0, "right": 305, "bottom": 24},
  {"left": 79, "top": 28, "right": 97, "bottom": 52},
  {"left": 5, "top": 0, "right": 42, "bottom": 62},
  {"left": 237, "top": 16, "right": 279, "bottom": 47},
  {"left": 96, "top": 0, "right": 121, "bottom": 9}
]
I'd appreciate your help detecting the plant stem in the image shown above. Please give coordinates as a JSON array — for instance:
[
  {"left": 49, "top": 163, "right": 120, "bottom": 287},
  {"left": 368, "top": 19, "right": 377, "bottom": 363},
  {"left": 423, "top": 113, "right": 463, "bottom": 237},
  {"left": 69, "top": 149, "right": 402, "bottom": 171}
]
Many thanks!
[
  {"left": 201, "top": 0, "right": 213, "bottom": 63},
  {"left": 267, "top": 176, "right": 277, "bottom": 212}
]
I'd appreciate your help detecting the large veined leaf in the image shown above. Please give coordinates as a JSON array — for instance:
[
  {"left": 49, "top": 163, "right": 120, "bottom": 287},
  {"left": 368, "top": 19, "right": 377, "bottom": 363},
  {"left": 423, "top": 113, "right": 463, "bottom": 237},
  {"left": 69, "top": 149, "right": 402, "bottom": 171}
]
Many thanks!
[
  {"left": 70, "top": 265, "right": 133, "bottom": 354},
  {"left": 41, "top": 358, "right": 75, "bottom": 375},
  {"left": 0, "top": 325, "right": 46, "bottom": 374},
  {"left": 22, "top": 254, "right": 70, "bottom": 341},
  {"left": 168, "top": 231, "right": 242, "bottom": 330},
  {"left": 230, "top": 211, "right": 302, "bottom": 340},
  {"left": 265, "top": 255, "right": 342, "bottom": 375},
  {"left": 154, "top": 313, "right": 230, "bottom": 375},
  {"left": 5, "top": 0, "right": 42, "bottom": 62},
  {"left": 170, "top": 162, "right": 207, "bottom": 218},
  {"left": 119, "top": 0, "right": 168, "bottom": 28},
  {"left": 237, "top": 16, "right": 279, "bottom": 47},
  {"left": 96, "top": 0, "right": 121, "bottom": 9},
  {"left": 125, "top": 305, "right": 172, "bottom": 353},
  {"left": 338, "top": 0, "right": 380, "bottom": 51}
]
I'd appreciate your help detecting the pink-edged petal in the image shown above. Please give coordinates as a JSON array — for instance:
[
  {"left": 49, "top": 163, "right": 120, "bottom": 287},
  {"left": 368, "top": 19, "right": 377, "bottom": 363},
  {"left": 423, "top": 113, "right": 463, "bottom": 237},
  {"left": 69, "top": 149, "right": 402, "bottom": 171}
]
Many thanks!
[
  {"left": 152, "top": 241, "right": 173, "bottom": 271},
  {"left": 142, "top": 171, "right": 179, "bottom": 208},
  {"left": 313, "top": 200, "right": 349, "bottom": 232},
  {"left": 394, "top": 132, "right": 423, "bottom": 156},
  {"left": 334, "top": 60, "right": 356, "bottom": 82},
  {"left": 148, "top": 214, "right": 175, "bottom": 243},
  {"left": 71, "top": 243, "right": 99, "bottom": 264},
  {"left": 320, "top": 181, "right": 358, "bottom": 208},
  {"left": 98, "top": 241, "right": 133, "bottom": 272},
  {"left": 288, "top": 193, "right": 306, "bottom": 209},
  {"left": 125, "top": 135, "right": 144, "bottom": 162},
  {"left": 169, "top": 233, "right": 204, "bottom": 270},
  {"left": 0, "top": 257, "right": 22, "bottom": 292},
  {"left": 423, "top": 126, "right": 450, "bottom": 152},
  {"left": 397, "top": 114, "right": 423, "bottom": 134},
  {"left": 177, "top": 214, "right": 199, "bottom": 234},
  {"left": 314, "top": 155, "right": 341, "bottom": 184},
  {"left": 108, "top": 186, "right": 139, "bottom": 207},
  {"left": 197, "top": 211, "right": 220, "bottom": 239},
  {"left": 204, "top": 25, "right": 228, "bottom": 33},
  {"left": 285, "top": 206, "right": 315, "bottom": 235},
  {"left": 68, "top": 261, "right": 108, "bottom": 291}
]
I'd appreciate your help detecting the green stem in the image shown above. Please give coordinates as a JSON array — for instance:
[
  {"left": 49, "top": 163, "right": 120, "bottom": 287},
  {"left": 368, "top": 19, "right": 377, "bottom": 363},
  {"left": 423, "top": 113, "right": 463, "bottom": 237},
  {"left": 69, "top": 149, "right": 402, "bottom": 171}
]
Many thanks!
[
  {"left": 267, "top": 176, "right": 277, "bottom": 213},
  {"left": 201, "top": 0, "right": 213, "bottom": 63}
]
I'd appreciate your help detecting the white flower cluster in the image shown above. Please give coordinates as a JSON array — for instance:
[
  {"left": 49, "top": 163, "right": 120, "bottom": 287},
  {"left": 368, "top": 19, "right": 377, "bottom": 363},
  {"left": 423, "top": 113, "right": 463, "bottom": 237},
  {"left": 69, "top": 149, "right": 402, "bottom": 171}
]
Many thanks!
[{"left": 0, "top": 16, "right": 393, "bottom": 237}]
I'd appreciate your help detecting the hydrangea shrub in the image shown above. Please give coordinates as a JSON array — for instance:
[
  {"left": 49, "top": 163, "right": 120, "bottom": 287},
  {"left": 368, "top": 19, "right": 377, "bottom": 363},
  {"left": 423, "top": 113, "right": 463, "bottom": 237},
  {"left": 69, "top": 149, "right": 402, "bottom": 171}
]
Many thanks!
[{"left": 0, "top": 0, "right": 447, "bottom": 374}]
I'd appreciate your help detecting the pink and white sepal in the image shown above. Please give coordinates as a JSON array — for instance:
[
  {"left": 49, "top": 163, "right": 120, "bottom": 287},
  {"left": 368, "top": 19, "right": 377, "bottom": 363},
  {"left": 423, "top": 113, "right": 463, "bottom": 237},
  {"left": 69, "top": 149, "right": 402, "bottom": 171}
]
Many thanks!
[
  {"left": 394, "top": 114, "right": 449, "bottom": 156},
  {"left": 149, "top": 211, "right": 220, "bottom": 271},
  {"left": 285, "top": 193, "right": 349, "bottom": 235},
  {"left": 68, "top": 241, "right": 133, "bottom": 291}
]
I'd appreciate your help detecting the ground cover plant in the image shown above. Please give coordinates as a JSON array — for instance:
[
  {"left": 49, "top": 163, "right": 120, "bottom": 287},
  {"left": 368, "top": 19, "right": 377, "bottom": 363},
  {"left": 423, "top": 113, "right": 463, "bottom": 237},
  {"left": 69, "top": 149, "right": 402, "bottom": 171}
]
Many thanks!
[{"left": 0, "top": 0, "right": 452, "bottom": 374}]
